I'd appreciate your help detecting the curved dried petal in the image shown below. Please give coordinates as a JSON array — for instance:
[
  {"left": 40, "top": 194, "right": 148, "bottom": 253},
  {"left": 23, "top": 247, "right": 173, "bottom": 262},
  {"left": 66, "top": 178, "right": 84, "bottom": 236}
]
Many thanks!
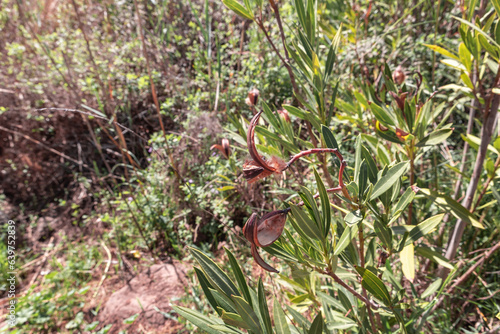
[
  {"left": 243, "top": 213, "right": 258, "bottom": 243},
  {"left": 255, "top": 210, "right": 288, "bottom": 247},
  {"left": 251, "top": 243, "right": 278, "bottom": 273},
  {"left": 222, "top": 138, "right": 231, "bottom": 158},
  {"left": 247, "top": 111, "right": 276, "bottom": 173}
]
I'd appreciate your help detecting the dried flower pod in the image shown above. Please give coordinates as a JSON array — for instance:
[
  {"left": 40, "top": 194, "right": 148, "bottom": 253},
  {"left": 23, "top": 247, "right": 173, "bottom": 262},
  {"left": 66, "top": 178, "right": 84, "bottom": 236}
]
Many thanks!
[
  {"left": 242, "top": 209, "right": 290, "bottom": 273},
  {"left": 393, "top": 66, "right": 406, "bottom": 85},
  {"left": 242, "top": 213, "right": 258, "bottom": 242},
  {"left": 254, "top": 209, "right": 288, "bottom": 247},
  {"left": 247, "top": 88, "right": 259, "bottom": 106},
  {"left": 222, "top": 138, "right": 231, "bottom": 157},
  {"left": 277, "top": 109, "right": 290, "bottom": 123},
  {"left": 243, "top": 110, "right": 286, "bottom": 183},
  {"left": 210, "top": 138, "right": 231, "bottom": 159}
]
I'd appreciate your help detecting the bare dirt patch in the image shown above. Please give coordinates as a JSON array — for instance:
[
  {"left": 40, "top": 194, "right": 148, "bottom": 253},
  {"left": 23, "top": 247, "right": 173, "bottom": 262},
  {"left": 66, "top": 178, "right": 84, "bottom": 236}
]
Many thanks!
[{"left": 97, "top": 262, "right": 188, "bottom": 334}]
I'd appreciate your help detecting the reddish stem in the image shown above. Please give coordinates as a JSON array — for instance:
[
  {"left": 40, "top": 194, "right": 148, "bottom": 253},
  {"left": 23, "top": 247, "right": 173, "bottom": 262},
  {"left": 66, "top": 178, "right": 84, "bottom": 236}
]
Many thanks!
[{"left": 285, "top": 148, "right": 344, "bottom": 169}]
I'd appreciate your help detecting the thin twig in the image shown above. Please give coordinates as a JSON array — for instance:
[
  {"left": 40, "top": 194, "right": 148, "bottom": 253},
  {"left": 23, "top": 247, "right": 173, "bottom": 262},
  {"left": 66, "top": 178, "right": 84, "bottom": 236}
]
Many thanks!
[{"left": 321, "top": 268, "right": 380, "bottom": 310}]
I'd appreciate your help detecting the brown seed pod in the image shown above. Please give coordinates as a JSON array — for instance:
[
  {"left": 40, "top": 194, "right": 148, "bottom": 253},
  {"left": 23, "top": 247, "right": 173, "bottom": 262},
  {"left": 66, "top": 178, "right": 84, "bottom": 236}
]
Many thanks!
[
  {"left": 393, "top": 66, "right": 406, "bottom": 85},
  {"left": 247, "top": 88, "right": 259, "bottom": 106}
]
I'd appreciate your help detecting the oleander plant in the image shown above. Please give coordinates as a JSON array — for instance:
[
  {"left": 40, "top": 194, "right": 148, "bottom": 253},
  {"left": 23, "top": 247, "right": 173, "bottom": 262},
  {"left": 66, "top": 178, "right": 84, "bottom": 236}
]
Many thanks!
[{"left": 174, "top": 0, "right": 500, "bottom": 333}]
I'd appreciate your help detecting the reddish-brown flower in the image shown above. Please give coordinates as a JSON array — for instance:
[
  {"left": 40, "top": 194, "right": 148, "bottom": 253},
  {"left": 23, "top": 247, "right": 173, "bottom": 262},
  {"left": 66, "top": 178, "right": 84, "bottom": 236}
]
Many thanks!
[
  {"left": 393, "top": 66, "right": 406, "bottom": 85},
  {"left": 242, "top": 209, "right": 290, "bottom": 273},
  {"left": 246, "top": 88, "right": 260, "bottom": 107},
  {"left": 243, "top": 110, "right": 286, "bottom": 183},
  {"left": 210, "top": 138, "right": 231, "bottom": 159}
]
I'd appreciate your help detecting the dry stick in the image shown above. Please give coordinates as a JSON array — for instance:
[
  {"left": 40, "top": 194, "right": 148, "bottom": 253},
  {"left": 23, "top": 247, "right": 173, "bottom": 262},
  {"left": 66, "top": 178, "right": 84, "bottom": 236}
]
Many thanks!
[
  {"left": 133, "top": 0, "right": 181, "bottom": 181},
  {"left": 436, "top": 98, "right": 477, "bottom": 247},
  {"left": 0, "top": 125, "right": 90, "bottom": 170},
  {"left": 432, "top": 241, "right": 500, "bottom": 312},
  {"left": 444, "top": 95, "right": 499, "bottom": 265}
]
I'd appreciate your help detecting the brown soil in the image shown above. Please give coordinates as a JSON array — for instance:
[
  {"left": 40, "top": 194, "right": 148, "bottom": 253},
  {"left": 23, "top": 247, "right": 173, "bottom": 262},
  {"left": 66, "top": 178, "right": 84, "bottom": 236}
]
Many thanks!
[{"left": 96, "top": 262, "right": 189, "bottom": 334}]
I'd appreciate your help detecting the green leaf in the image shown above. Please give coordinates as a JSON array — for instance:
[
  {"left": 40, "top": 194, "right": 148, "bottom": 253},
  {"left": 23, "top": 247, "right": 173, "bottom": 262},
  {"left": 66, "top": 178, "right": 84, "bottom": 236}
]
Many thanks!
[
  {"left": 314, "top": 168, "right": 331, "bottom": 236},
  {"left": 123, "top": 313, "right": 139, "bottom": 325},
  {"left": 370, "top": 102, "right": 396, "bottom": 126},
  {"left": 453, "top": 16, "right": 500, "bottom": 49},
  {"left": 421, "top": 278, "right": 443, "bottom": 299},
  {"left": 221, "top": 311, "right": 251, "bottom": 329},
  {"left": 416, "top": 128, "right": 454, "bottom": 147},
  {"left": 194, "top": 268, "right": 221, "bottom": 314},
  {"left": 334, "top": 224, "right": 359, "bottom": 255},
  {"left": 258, "top": 280, "right": 272, "bottom": 334},
  {"left": 374, "top": 220, "right": 392, "bottom": 250},
  {"left": 344, "top": 209, "right": 363, "bottom": 226},
  {"left": 400, "top": 243, "right": 415, "bottom": 281},
  {"left": 416, "top": 246, "right": 455, "bottom": 270},
  {"left": 190, "top": 248, "right": 240, "bottom": 298},
  {"left": 231, "top": 295, "right": 262, "bottom": 334},
  {"left": 418, "top": 188, "right": 484, "bottom": 229},
  {"left": 173, "top": 306, "right": 221, "bottom": 334},
  {"left": 370, "top": 161, "right": 409, "bottom": 200},
  {"left": 406, "top": 214, "right": 445, "bottom": 245},
  {"left": 358, "top": 161, "right": 368, "bottom": 198},
  {"left": 463, "top": 134, "right": 499, "bottom": 155},
  {"left": 355, "top": 266, "right": 392, "bottom": 306},
  {"left": 308, "top": 312, "right": 324, "bottom": 334},
  {"left": 492, "top": 0, "right": 500, "bottom": 17},
  {"left": 222, "top": 0, "right": 254, "bottom": 20},
  {"left": 225, "top": 248, "right": 252, "bottom": 306},
  {"left": 273, "top": 299, "right": 291, "bottom": 334},
  {"left": 290, "top": 205, "right": 323, "bottom": 240},
  {"left": 423, "top": 44, "right": 460, "bottom": 61},
  {"left": 361, "top": 145, "right": 378, "bottom": 183},
  {"left": 393, "top": 187, "right": 418, "bottom": 214}
]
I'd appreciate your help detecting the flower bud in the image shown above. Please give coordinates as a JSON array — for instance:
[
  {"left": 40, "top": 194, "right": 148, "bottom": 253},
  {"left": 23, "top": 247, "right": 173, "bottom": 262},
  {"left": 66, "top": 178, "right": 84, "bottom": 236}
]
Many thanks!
[
  {"left": 393, "top": 66, "right": 406, "bottom": 85},
  {"left": 247, "top": 88, "right": 259, "bottom": 106}
]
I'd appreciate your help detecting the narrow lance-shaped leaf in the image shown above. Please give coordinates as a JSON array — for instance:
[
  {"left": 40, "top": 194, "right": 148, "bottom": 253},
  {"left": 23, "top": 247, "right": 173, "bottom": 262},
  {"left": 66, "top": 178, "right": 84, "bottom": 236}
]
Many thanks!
[
  {"left": 355, "top": 266, "right": 392, "bottom": 306},
  {"left": 290, "top": 205, "right": 323, "bottom": 240},
  {"left": 231, "top": 295, "right": 262, "bottom": 334},
  {"left": 225, "top": 248, "right": 252, "bottom": 306},
  {"left": 273, "top": 298, "right": 291, "bottom": 334},
  {"left": 416, "top": 246, "right": 455, "bottom": 270},
  {"left": 194, "top": 268, "right": 221, "bottom": 315},
  {"left": 190, "top": 248, "right": 240, "bottom": 298},
  {"left": 418, "top": 188, "right": 484, "bottom": 229},
  {"left": 258, "top": 279, "right": 272, "bottom": 334},
  {"left": 334, "top": 224, "right": 359, "bottom": 256},
  {"left": 416, "top": 128, "right": 453, "bottom": 147},
  {"left": 308, "top": 312, "right": 324, "bottom": 334},
  {"left": 313, "top": 168, "right": 331, "bottom": 236},
  {"left": 173, "top": 306, "right": 221, "bottom": 334},
  {"left": 400, "top": 243, "right": 415, "bottom": 281},
  {"left": 406, "top": 214, "right": 445, "bottom": 246},
  {"left": 222, "top": 0, "right": 254, "bottom": 20},
  {"left": 370, "top": 161, "right": 409, "bottom": 200}
]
